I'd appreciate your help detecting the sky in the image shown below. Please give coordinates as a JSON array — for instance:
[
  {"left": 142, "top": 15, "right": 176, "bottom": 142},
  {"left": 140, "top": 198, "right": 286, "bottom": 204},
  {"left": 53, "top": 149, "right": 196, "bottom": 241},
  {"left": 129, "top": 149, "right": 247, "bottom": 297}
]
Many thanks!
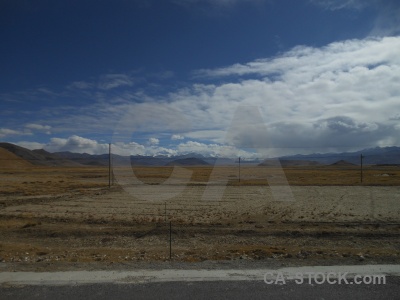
[{"left": 1, "top": 0, "right": 400, "bottom": 158}]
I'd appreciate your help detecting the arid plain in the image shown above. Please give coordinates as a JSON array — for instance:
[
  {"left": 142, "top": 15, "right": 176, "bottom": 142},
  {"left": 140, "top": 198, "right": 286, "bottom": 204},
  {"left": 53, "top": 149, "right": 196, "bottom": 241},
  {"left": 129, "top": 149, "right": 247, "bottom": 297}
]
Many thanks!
[{"left": 1, "top": 163, "right": 400, "bottom": 271}]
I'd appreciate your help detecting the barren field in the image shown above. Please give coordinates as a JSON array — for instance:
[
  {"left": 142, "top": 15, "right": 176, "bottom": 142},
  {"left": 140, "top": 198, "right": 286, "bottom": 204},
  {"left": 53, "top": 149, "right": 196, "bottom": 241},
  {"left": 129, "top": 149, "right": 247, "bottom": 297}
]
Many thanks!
[{"left": 1, "top": 165, "right": 400, "bottom": 271}]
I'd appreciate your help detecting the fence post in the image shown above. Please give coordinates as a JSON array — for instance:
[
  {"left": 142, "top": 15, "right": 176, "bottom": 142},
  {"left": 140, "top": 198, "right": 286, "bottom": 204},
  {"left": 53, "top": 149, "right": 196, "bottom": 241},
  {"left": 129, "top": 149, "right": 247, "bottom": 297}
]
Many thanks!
[{"left": 169, "top": 221, "right": 172, "bottom": 260}]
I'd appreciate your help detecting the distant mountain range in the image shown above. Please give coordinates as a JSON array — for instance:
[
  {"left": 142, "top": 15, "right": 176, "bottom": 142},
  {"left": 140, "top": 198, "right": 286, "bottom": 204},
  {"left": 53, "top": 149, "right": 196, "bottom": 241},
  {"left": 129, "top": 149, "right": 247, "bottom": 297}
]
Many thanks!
[
  {"left": 1, "top": 142, "right": 400, "bottom": 167},
  {"left": 165, "top": 157, "right": 210, "bottom": 166},
  {"left": 259, "top": 159, "right": 323, "bottom": 167},
  {"left": 55, "top": 151, "right": 235, "bottom": 166},
  {"left": 279, "top": 146, "right": 400, "bottom": 165}
]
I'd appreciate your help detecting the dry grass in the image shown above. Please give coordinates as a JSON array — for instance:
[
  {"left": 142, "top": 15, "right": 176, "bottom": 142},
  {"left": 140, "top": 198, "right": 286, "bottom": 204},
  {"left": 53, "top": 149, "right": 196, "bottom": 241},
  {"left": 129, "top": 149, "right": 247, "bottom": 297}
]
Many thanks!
[
  {"left": 282, "top": 165, "right": 400, "bottom": 186},
  {"left": 131, "top": 165, "right": 400, "bottom": 186},
  {"left": 1, "top": 165, "right": 399, "bottom": 197},
  {"left": 1, "top": 165, "right": 400, "bottom": 267},
  {"left": 0, "top": 166, "right": 109, "bottom": 196}
]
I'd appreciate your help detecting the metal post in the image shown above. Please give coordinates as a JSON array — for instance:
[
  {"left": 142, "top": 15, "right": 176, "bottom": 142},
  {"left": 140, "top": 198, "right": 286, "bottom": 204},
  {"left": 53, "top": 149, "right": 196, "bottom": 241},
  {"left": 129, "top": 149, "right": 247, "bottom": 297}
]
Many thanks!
[
  {"left": 109, "top": 143, "right": 111, "bottom": 188},
  {"left": 165, "top": 202, "right": 167, "bottom": 223}
]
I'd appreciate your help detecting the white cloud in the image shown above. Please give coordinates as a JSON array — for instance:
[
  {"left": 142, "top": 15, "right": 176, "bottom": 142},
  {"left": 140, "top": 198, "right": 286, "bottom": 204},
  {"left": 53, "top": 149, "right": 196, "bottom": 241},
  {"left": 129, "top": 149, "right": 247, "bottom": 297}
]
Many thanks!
[
  {"left": 183, "top": 37, "right": 400, "bottom": 154},
  {"left": 0, "top": 128, "right": 31, "bottom": 138},
  {"left": 112, "top": 142, "right": 146, "bottom": 156},
  {"left": 177, "top": 140, "right": 256, "bottom": 158},
  {"left": 310, "top": 0, "right": 400, "bottom": 36},
  {"left": 195, "top": 37, "right": 400, "bottom": 79},
  {"left": 29, "top": 135, "right": 170, "bottom": 156},
  {"left": 15, "top": 141, "right": 45, "bottom": 150},
  {"left": 25, "top": 123, "right": 52, "bottom": 134},
  {"left": 25, "top": 123, "right": 51, "bottom": 131},
  {"left": 309, "top": 0, "right": 368, "bottom": 10},
  {"left": 146, "top": 146, "right": 178, "bottom": 157},
  {"left": 15, "top": 134, "right": 255, "bottom": 158},
  {"left": 148, "top": 138, "right": 160, "bottom": 145},
  {"left": 45, "top": 135, "right": 110, "bottom": 154},
  {"left": 98, "top": 74, "right": 135, "bottom": 90},
  {"left": 171, "top": 134, "right": 185, "bottom": 140},
  {"left": 13, "top": 36, "right": 400, "bottom": 157},
  {"left": 370, "top": 1, "right": 400, "bottom": 36}
]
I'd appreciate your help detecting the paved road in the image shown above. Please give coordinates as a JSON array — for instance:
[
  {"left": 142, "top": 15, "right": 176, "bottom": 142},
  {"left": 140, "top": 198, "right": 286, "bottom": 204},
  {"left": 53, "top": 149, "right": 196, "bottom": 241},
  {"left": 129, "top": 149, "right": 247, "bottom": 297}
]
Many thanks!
[
  {"left": 2, "top": 279, "right": 400, "bottom": 300},
  {"left": 2, "top": 265, "right": 400, "bottom": 299}
]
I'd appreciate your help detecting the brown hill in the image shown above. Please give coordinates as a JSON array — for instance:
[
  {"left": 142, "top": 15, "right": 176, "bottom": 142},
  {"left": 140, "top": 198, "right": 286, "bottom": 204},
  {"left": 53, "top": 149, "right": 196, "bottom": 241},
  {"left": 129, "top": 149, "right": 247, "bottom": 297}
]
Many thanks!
[
  {"left": 0, "top": 143, "right": 81, "bottom": 167},
  {"left": 330, "top": 160, "right": 356, "bottom": 166},
  {"left": 0, "top": 147, "right": 33, "bottom": 169}
]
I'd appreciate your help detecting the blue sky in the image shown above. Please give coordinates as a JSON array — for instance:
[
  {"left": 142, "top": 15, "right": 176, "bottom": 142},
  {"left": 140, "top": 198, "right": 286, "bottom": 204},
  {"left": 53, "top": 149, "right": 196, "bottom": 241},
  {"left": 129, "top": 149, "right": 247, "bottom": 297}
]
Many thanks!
[{"left": 1, "top": 0, "right": 400, "bottom": 157}]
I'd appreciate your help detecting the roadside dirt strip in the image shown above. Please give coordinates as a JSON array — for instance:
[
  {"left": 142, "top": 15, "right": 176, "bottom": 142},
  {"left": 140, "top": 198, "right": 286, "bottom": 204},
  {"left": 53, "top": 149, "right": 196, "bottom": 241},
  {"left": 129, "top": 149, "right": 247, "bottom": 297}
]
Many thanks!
[{"left": 1, "top": 265, "right": 400, "bottom": 286}]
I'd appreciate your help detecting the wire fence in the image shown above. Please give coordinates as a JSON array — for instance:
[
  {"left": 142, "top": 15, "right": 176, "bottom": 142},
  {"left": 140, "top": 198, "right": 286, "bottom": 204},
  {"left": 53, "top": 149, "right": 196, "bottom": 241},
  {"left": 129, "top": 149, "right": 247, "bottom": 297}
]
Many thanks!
[{"left": 2, "top": 151, "right": 400, "bottom": 262}]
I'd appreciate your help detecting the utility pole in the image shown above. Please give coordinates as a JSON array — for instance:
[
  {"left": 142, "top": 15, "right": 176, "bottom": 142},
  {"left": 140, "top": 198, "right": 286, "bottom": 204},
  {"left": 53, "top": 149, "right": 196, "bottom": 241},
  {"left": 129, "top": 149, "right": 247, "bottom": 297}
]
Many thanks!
[
  {"left": 165, "top": 202, "right": 167, "bottom": 223},
  {"left": 169, "top": 221, "right": 172, "bottom": 260},
  {"left": 238, "top": 156, "right": 241, "bottom": 183},
  {"left": 360, "top": 154, "right": 364, "bottom": 183}
]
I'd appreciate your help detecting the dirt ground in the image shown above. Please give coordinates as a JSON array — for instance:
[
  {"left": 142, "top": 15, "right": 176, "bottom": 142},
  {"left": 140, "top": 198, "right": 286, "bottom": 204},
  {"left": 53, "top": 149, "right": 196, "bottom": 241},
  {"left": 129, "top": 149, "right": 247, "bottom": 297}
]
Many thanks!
[{"left": 1, "top": 165, "right": 400, "bottom": 271}]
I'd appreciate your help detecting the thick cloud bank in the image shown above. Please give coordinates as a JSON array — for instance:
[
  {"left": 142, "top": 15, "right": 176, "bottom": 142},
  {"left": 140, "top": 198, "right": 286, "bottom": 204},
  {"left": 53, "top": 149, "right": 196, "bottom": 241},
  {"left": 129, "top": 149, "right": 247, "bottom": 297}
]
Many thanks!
[{"left": 11, "top": 36, "right": 400, "bottom": 157}]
